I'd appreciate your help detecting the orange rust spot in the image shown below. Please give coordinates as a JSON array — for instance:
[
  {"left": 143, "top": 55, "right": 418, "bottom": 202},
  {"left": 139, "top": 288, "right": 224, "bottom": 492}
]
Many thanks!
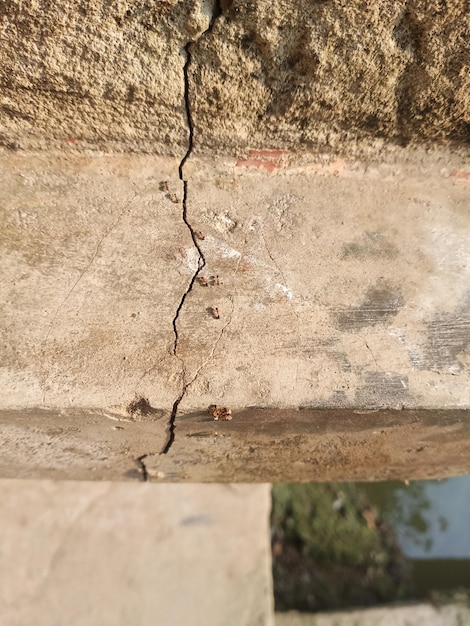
[
  {"left": 236, "top": 148, "right": 287, "bottom": 172},
  {"left": 236, "top": 158, "right": 282, "bottom": 172},
  {"left": 450, "top": 169, "right": 470, "bottom": 180},
  {"left": 248, "top": 149, "right": 285, "bottom": 158}
]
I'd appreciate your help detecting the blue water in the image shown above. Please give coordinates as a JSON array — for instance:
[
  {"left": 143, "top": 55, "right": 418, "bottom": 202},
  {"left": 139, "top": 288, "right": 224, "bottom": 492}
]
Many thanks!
[{"left": 363, "top": 475, "right": 470, "bottom": 559}]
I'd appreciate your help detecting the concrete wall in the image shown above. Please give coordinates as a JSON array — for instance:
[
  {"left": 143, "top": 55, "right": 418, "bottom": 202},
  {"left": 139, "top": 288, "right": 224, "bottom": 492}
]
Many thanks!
[
  {"left": 1, "top": 1, "right": 468, "bottom": 154},
  {"left": 0, "top": 1, "right": 469, "bottom": 481}
]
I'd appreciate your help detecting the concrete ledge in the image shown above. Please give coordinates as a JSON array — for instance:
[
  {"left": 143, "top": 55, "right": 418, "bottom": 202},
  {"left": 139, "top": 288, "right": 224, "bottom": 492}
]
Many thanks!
[
  {"left": 1, "top": 408, "right": 469, "bottom": 482},
  {"left": 0, "top": 481, "right": 273, "bottom": 626},
  {"left": 2, "top": 152, "right": 469, "bottom": 482}
]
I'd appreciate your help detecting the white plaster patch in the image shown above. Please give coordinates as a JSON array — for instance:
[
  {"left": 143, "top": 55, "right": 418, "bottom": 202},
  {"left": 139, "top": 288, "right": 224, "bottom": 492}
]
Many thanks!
[
  {"left": 184, "top": 246, "right": 200, "bottom": 272},
  {"left": 274, "top": 283, "right": 293, "bottom": 300},
  {"left": 211, "top": 212, "right": 237, "bottom": 234},
  {"left": 204, "top": 235, "right": 241, "bottom": 259},
  {"left": 418, "top": 219, "right": 470, "bottom": 315}
]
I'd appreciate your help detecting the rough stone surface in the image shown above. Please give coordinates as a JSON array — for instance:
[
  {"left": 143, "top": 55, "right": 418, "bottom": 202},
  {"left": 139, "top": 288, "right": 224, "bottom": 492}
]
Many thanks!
[
  {"left": 0, "top": 1, "right": 468, "bottom": 155},
  {"left": 0, "top": 481, "right": 273, "bottom": 626},
  {"left": 0, "top": 0, "right": 215, "bottom": 154},
  {"left": 191, "top": 0, "right": 469, "bottom": 153}
]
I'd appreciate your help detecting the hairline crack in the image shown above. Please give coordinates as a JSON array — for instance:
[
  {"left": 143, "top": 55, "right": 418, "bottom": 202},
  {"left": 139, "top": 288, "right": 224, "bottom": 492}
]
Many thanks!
[{"left": 163, "top": 1, "right": 223, "bottom": 455}]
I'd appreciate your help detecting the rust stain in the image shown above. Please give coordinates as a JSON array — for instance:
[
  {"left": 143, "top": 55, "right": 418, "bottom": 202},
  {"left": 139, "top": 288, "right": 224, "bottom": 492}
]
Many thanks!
[
  {"left": 236, "top": 148, "right": 286, "bottom": 172},
  {"left": 449, "top": 169, "right": 470, "bottom": 181}
]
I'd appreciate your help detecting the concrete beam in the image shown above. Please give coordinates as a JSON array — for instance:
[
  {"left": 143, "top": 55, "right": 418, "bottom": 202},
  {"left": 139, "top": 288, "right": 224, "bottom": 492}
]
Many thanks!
[
  {"left": 1, "top": 151, "right": 469, "bottom": 481},
  {"left": 2, "top": 408, "right": 470, "bottom": 482}
]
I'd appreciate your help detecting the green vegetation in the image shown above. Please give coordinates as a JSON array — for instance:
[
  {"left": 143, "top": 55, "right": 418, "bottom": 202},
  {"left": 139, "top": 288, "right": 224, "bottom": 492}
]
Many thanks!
[{"left": 271, "top": 483, "right": 410, "bottom": 612}]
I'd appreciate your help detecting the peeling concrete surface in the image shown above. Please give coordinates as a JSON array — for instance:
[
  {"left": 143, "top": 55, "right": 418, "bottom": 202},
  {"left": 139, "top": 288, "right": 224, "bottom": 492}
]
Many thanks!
[{"left": 0, "top": 481, "right": 273, "bottom": 625}]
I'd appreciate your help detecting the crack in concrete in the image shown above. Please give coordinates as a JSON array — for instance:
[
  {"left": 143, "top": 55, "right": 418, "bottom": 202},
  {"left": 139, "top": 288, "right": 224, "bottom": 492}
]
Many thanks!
[
  {"left": 365, "top": 341, "right": 385, "bottom": 373},
  {"left": 40, "top": 205, "right": 129, "bottom": 405},
  {"left": 186, "top": 295, "right": 235, "bottom": 388},
  {"left": 137, "top": 454, "right": 149, "bottom": 482},
  {"left": 163, "top": 0, "right": 223, "bottom": 455},
  {"left": 259, "top": 223, "right": 299, "bottom": 320}
]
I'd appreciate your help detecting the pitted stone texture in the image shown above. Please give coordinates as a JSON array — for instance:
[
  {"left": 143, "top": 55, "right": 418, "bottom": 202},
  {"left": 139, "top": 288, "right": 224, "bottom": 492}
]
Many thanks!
[
  {"left": 0, "top": 482, "right": 273, "bottom": 626},
  {"left": 0, "top": 0, "right": 215, "bottom": 154},
  {"left": 191, "top": 0, "right": 469, "bottom": 154}
]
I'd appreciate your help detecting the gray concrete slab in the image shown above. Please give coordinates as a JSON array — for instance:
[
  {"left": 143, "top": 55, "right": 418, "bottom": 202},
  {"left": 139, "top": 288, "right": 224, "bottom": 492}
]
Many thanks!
[{"left": 0, "top": 481, "right": 273, "bottom": 626}]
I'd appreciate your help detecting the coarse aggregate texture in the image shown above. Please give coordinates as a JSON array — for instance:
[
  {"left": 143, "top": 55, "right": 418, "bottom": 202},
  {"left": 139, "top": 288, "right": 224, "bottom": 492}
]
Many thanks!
[
  {"left": 0, "top": 0, "right": 468, "bottom": 155},
  {"left": 0, "top": 0, "right": 216, "bottom": 154},
  {"left": 191, "top": 0, "right": 469, "bottom": 155}
]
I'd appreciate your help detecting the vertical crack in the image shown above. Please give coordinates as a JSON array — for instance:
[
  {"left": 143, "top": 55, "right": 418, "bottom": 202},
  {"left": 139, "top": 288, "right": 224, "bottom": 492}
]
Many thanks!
[
  {"left": 137, "top": 454, "right": 149, "bottom": 482},
  {"left": 164, "top": 1, "right": 223, "bottom": 454}
]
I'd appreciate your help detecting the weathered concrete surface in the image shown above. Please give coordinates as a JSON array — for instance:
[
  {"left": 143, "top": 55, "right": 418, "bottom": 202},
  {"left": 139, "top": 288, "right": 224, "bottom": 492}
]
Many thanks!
[
  {"left": 2, "top": 152, "right": 470, "bottom": 413},
  {"left": 178, "top": 151, "right": 470, "bottom": 412},
  {"left": 0, "top": 409, "right": 166, "bottom": 481},
  {"left": 0, "top": 481, "right": 273, "bottom": 626},
  {"left": 276, "top": 604, "right": 470, "bottom": 626},
  {"left": 191, "top": 0, "right": 469, "bottom": 154},
  {"left": 1, "top": 150, "right": 470, "bottom": 480},
  {"left": 1, "top": 1, "right": 468, "bottom": 155},
  {"left": 140, "top": 409, "right": 470, "bottom": 483},
  {"left": 2, "top": 409, "right": 470, "bottom": 482},
  {"left": 0, "top": 154, "right": 187, "bottom": 411},
  {"left": 0, "top": 0, "right": 215, "bottom": 154}
]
